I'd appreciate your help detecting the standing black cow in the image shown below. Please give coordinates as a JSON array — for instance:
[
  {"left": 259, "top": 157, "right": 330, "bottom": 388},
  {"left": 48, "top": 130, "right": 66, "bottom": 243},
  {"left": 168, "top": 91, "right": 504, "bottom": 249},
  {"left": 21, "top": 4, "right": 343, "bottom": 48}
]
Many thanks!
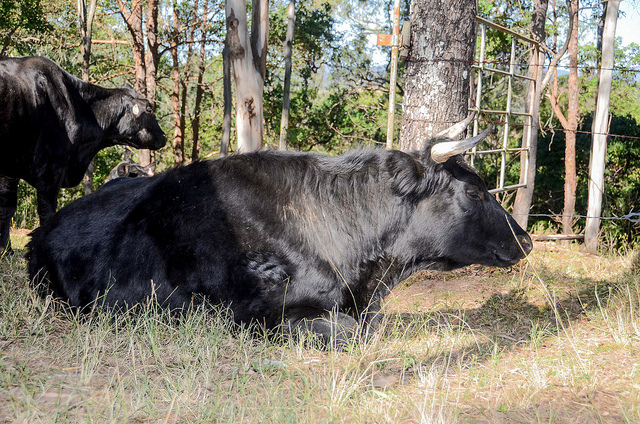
[
  {"left": 28, "top": 127, "right": 532, "bottom": 345},
  {"left": 0, "top": 56, "right": 166, "bottom": 254}
]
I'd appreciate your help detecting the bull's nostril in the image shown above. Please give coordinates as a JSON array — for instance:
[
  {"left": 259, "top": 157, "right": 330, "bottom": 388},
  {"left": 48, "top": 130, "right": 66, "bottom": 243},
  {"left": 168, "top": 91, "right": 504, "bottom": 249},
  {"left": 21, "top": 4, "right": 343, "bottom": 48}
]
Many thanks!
[{"left": 518, "top": 235, "right": 533, "bottom": 253}]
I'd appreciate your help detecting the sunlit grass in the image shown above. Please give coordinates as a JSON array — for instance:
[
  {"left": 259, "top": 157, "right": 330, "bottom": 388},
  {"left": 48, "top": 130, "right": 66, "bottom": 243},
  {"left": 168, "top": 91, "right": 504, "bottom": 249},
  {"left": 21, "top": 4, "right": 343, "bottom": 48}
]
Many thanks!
[{"left": 1, "top": 243, "right": 640, "bottom": 422}]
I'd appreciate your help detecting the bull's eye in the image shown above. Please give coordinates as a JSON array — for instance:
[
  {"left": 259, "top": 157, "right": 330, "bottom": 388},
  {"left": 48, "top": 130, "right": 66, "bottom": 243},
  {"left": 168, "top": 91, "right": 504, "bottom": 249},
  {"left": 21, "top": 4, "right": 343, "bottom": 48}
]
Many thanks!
[
  {"left": 146, "top": 104, "right": 153, "bottom": 113},
  {"left": 132, "top": 104, "right": 140, "bottom": 116},
  {"left": 465, "top": 188, "right": 484, "bottom": 201}
]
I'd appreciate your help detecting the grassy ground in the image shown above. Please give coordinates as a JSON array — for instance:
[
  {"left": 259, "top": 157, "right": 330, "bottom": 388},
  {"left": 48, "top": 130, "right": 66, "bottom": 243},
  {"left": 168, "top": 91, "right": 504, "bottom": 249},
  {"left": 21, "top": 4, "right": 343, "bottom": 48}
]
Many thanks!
[{"left": 1, "top": 234, "right": 639, "bottom": 423}]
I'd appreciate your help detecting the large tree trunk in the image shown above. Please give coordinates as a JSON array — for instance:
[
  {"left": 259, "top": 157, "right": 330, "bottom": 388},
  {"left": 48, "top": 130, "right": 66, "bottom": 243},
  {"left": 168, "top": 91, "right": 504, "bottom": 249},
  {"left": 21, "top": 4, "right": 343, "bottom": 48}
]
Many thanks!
[
  {"left": 512, "top": 0, "right": 548, "bottom": 230},
  {"left": 78, "top": 0, "right": 97, "bottom": 195},
  {"left": 278, "top": 0, "right": 295, "bottom": 151},
  {"left": 399, "top": 0, "right": 476, "bottom": 151},
  {"left": 225, "top": 0, "right": 268, "bottom": 152},
  {"left": 585, "top": 0, "right": 620, "bottom": 252}
]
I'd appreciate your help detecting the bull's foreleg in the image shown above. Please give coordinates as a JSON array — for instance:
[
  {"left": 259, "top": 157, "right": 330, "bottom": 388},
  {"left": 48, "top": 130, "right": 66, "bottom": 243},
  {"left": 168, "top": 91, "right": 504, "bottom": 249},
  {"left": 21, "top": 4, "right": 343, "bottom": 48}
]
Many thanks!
[
  {"left": 360, "top": 300, "right": 385, "bottom": 340},
  {"left": 35, "top": 185, "right": 59, "bottom": 227},
  {"left": 0, "top": 176, "right": 19, "bottom": 255},
  {"left": 283, "top": 306, "right": 359, "bottom": 349}
]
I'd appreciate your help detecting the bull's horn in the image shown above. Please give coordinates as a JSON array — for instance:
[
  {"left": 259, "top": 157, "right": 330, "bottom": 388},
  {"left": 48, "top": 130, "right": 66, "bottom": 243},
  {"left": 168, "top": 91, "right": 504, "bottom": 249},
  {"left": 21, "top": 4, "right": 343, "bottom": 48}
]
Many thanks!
[
  {"left": 431, "top": 124, "right": 494, "bottom": 163},
  {"left": 435, "top": 112, "right": 476, "bottom": 139}
]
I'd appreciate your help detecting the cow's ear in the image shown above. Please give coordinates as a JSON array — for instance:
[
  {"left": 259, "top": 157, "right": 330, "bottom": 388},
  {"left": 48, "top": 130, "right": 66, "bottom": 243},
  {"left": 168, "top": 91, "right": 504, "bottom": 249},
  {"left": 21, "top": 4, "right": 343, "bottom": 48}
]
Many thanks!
[{"left": 385, "top": 151, "right": 425, "bottom": 197}]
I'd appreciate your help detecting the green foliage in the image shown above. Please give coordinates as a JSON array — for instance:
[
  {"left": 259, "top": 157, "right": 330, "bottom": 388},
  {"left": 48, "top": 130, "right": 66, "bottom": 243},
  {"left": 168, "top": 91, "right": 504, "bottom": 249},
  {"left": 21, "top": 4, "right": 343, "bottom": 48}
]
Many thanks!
[
  {"left": 265, "top": 1, "right": 389, "bottom": 152},
  {"left": 533, "top": 114, "right": 640, "bottom": 251},
  {"left": 4, "top": 0, "right": 639, "bottom": 252},
  {"left": 0, "top": 0, "right": 52, "bottom": 55}
]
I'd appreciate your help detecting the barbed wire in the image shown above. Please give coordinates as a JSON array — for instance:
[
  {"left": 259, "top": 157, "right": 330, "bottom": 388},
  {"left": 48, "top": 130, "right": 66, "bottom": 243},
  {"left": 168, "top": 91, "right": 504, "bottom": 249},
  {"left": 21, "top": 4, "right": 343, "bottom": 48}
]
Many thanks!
[
  {"left": 513, "top": 212, "right": 640, "bottom": 223},
  {"left": 403, "top": 116, "right": 640, "bottom": 142},
  {"left": 402, "top": 57, "right": 640, "bottom": 74},
  {"left": 487, "top": 117, "right": 640, "bottom": 142}
]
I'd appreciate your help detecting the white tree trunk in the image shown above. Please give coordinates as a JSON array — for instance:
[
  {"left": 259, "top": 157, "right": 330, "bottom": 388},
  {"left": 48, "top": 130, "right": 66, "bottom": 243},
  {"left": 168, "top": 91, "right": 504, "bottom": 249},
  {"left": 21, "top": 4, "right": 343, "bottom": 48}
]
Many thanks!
[
  {"left": 278, "top": 0, "right": 295, "bottom": 151},
  {"left": 585, "top": 0, "right": 620, "bottom": 252},
  {"left": 226, "top": 0, "right": 268, "bottom": 153}
]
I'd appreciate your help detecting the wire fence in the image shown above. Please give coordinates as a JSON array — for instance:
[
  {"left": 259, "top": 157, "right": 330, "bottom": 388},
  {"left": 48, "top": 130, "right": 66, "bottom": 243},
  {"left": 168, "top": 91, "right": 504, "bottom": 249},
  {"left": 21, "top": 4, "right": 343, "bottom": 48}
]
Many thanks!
[
  {"left": 463, "top": 16, "right": 640, "bottom": 230},
  {"left": 404, "top": 57, "right": 640, "bottom": 75},
  {"left": 517, "top": 212, "right": 640, "bottom": 223}
]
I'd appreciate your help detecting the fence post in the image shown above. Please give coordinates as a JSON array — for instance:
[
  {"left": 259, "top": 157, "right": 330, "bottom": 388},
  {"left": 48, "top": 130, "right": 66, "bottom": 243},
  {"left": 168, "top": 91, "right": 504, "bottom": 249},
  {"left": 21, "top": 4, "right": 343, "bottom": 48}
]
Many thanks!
[{"left": 385, "top": 0, "right": 401, "bottom": 150}]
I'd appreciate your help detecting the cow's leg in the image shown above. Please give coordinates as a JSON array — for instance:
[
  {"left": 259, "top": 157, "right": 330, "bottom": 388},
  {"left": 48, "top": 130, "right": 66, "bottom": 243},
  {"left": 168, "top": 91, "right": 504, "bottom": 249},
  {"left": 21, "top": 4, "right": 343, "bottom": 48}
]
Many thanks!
[
  {"left": 360, "top": 301, "right": 385, "bottom": 340},
  {"left": 0, "top": 176, "right": 19, "bottom": 255},
  {"left": 284, "top": 306, "right": 359, "bottom": 349},
  {"left": 35, "top": 185, "right": 59, "bottom": 227}
]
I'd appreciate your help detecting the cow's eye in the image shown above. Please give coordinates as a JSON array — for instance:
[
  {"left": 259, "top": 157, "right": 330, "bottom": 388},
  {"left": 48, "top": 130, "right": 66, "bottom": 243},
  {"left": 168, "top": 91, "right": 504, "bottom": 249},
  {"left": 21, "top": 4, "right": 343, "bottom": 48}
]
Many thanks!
[
  {"left": 465, "top": 188, "right": 484, "bottom": 201},
  {"left": 146, "top": 104, "right": 153, "bottom": 113}
]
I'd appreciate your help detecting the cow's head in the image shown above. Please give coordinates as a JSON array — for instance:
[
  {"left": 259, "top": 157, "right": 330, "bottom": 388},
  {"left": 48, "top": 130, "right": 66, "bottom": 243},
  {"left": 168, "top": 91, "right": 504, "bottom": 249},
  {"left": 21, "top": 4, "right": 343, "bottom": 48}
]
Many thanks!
[
  {"left": 387, "top": 124, "right": 532, "bottom": 270},
  {"left": 112, "top": 85, "right": 166, "bottom": 150}
]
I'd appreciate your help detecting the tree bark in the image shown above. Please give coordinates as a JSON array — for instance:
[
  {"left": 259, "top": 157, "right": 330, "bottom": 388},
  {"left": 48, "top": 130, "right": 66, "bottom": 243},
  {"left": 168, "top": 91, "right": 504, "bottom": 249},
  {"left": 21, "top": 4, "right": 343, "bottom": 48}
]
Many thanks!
[
  {"left": 145, "top": 0, "right": 159, "bottom": 102},
  {"left": 225, "top": 0, "right": 268, "bottom": 152},
  {"left": 78, "top": 0, "right": 97, "bottom": 82},
  {"left": 170, "top": 1, "right": 184, "bottom": 166},
  {"left": 512, "top": 0, "right": 548, "bottom": 230},
  {"left": 116, "top": 0, "right": 146, "bottom": 95},
  {"left": 585, "top": 0, "right": 620, "bottom": 252},
  {"left": 116, "top": 0, "right": 155, "bottom": 168},
  {"left": 278, "top": 0, "right": 295, "bottom": 151},
  {"left": 192, "top": 0, "right": 210, "bottom": 161},
  {"left": 562, "top": 0, "right": 579, "bottom": 236},
  {"left": 139, "top": 0, "right": 159, "bottom": 170},
  {"left": 399, "top": 0, "right": 476, "bottom": 151},
  {"left": 78, "top": 0, "right": 97, "bottom": 195},
  {"left": 221, "top": 43, "right": 232, "bottom": 156}
]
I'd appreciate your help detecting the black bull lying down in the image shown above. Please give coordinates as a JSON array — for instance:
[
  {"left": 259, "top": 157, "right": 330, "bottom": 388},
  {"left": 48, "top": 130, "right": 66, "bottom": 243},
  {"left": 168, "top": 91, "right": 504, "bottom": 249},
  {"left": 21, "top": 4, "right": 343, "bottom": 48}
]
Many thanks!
[{"left": 28, "top": 127, "right": 532, "bottom": 344}]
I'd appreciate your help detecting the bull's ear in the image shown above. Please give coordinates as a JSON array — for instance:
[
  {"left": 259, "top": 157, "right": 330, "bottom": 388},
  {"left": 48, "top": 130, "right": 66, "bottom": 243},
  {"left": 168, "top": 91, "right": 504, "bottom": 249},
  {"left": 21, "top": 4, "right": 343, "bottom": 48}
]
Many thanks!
[{"left": 385, "top": 151, "right": 425, "bottom": 197}]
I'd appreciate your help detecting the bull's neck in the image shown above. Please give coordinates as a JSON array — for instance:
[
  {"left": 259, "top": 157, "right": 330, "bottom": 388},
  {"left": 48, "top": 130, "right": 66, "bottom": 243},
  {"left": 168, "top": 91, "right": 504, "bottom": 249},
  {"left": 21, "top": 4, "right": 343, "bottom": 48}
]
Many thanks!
[
  {"left": 71, "top": 78, "right": 122, "bottom": 135},
  {"left": 294, "top": 170, "right": 406, "bottom": 277}
]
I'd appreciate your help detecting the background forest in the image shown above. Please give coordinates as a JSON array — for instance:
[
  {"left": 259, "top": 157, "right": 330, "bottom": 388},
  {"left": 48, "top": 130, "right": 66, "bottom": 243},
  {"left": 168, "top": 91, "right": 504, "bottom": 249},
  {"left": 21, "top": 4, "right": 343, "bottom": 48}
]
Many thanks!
[{"left": 2, "top": 0, "right": 640, "bottom": 251}]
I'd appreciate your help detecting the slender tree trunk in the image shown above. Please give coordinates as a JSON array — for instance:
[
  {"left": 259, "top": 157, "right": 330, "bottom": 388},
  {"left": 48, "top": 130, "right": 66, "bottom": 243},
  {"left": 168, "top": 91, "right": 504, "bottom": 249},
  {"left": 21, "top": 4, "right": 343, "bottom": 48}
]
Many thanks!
[
  {"left": 78, "top": 0, "right": 97, "bottom": 195},
  {"left": 221, "top": 44, "right": 232, "bottom": 156},
  {"left": 585, "top": 0, "right": 620, "bottom": 252},
  {"left": 399, "top": 0, "right": 476, "bottom": 151},
  {"left": 116, "top": 0, "right": 154, "bottom": 168},
  {"left": 145, "top": 0, "right": 159, "bottom": 103},
  {"left": 140, "top": 0, "right": 159, "bottom": 170},
  {"left": 78, "top": 0, "right": 97, "bottom": 82},
  {"left": 512, "top": 0, "right": 548, "bottom": 230},
  {"left": 225, "top": 0, "right": 268, "bottom": 152},
  {"left": 117, "top": 0, "right": 146, "bottom": 95},
  {"left": 170, "top": 2, "right": 184, "bottom": 166},
  {"left": 192, "top": 0, "right": 210, "bottom": 161},
  {"left": 278, "top": 0, "right": 295, "bottom": 151},
  {"left": 562, "top": 0, "right": 579, "bottom": 236}
]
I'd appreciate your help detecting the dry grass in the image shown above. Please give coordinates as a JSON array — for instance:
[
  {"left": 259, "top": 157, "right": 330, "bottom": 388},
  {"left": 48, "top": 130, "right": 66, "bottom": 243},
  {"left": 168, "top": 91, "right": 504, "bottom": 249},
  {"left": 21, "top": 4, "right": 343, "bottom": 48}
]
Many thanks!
[{"left": 1, "top": 240, "right": 640, "bottom": 423}]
